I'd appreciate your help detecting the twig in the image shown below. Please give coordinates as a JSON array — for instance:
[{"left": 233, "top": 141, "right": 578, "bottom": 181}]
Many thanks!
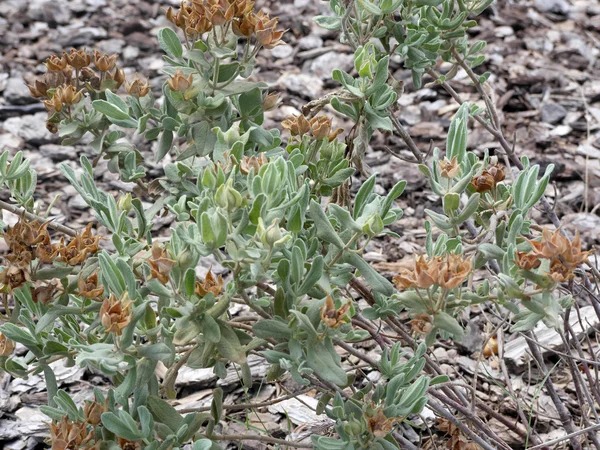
[
  {"left": 0, "top": 199, "right": 78, "bottom": 237},
  {"left": 210, "top": 433, "right": 313, "bottom": 448}
]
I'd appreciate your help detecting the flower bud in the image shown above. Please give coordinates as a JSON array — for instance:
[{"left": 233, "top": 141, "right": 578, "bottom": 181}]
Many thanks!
[
  {"left": 117, "top": 193, "right": 133, "bottom": 212},
  {"left": 362, "top": 214, "right": 384, "bottom": 237},
  {"left": 215, "top": 180, "right": 243, "bottom": 211}
]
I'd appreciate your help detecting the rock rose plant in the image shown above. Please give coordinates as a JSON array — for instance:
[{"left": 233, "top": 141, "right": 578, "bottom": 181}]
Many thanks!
[{"left": 0, "top": 0, "right": 595, "bottom": 449}]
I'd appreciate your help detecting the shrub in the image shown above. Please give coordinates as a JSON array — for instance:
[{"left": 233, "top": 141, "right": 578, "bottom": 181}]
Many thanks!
[{"left": 0, "top": 0, "right": 595, "bottom": 449}]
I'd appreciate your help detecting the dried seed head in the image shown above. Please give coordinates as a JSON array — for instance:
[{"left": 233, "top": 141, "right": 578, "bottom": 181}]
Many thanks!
[
  {"left": 0, "top": 265, "right": 31, "bottom": 291},
  {"left": 83, "top": 400, "right": 105, "bottom": 426},
  {"left": 125, "top": 73, "right": 151, "bottom": 97},
  {"left": 100, "top": 293, "right": 133, "bottom": 335},
  {"left": 31, "top": 281, "right": 59, "bottom": 306},
  {"left": 45, "top": 54, "right": 69, "bottom": 72},
  {"left": 254, "top": 11, "right": 286, "bottom": 49},
  {"left": 147, "top": 242, "right": 176, "bottom": 284},
  {"left": 65, "top": 49, "right": 91, "bottom": 70},
  {"left": 195, "top": 267, "right": 224, "bottom": 297},
  {"left": 93, "top": 50, "right": 118, "bottom": 72},
  {"left": 0, "top": 332, "right": 15, "bottom": 357},
  {"left": 320, "top": 295, "right": 351, "bottom": 328},
  {"left": 281, "top": 114, "right": 311, "bottom": 137},
  {"left": 167, "top": 69, "right": 193, "bottom": 92},
  {"left": 78, "top": 272, "right": 105, "bottom": 300}
]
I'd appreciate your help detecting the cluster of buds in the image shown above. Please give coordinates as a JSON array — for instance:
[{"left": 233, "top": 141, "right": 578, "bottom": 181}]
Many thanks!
[
  {"left": 393, "top": 254, "right": 472, "bottom": 291},
  {"left": 195, "top": 267, "right": 224, "bottom": 297},
  {"left": 281, "top": 114, "right": 344, "bottom": 142},
  {"left": 470, "top": 163, "right": 506, "bottom": 193},
  {"left": 320, "top": 295, "right": 351, "bottom": 328},
  {"left": 165, "top": 0, "right": 286, "bottom": 48},
  {"left": 100, "top": 293, "right": 133, "bottom": 335},
  {"left": 147, "top": 242, "right": 176, "bottom": 285},
  {"left": 0, "top": 218, "right": 100, "bottom": 294},
  {"left": 517, "top": 228, "right": 593, "bottom": 283},
  {"left": 28, "top": 49, "right": 149, "bottom": 133}
]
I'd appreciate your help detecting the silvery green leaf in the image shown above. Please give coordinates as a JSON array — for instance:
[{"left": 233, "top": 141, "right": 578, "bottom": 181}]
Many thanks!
[
  {"left": 158, "top": 27, "right": 183, "bottom": 59},
  {"left": 446, "top": 102, "right": 469, "bottom": 163}
]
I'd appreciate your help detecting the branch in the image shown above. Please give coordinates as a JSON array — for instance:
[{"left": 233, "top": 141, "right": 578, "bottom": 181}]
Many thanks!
[{"left": 0, "top": 199, "right": 78, "bottom": 237}]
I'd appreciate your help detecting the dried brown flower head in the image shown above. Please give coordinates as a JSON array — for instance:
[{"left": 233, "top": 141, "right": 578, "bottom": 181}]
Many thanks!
[
  {"left": 470, "top": 170, "right": 495, "bottom": 193},
  {"left": 126, "top": 74, "right": 151, "bottom": 97},
  {"left": 5, "top": 243, "right": 34, "bottom": 268},
  {"left": 105, "top": 68, "right": 126, "bottom": 90},
  {"left": 167, "top": 69, "right": 193, "bottom": 92},
  {"left": 65, "top": 49, "right": 91, "bottom": 70},
  {"left": 83, "top": 400, "right": 105, "bottom": 426},
  {"left": 409, "top": 313, "right": 434, "bottom": 335},
  {"left": 57, "top": 85, "right": 84, "bottom": 105},
  {"left": 93, "top": 50, "right": 118, "bottom": 72},
  {"left": 394, "top": 254, "right": 471, "bottom": 290},
  {"left": 118, "top": 438, "right": 142, "bottom": 450},
  {"left": 281, "top": 114, "right": 311, "bottom": 137},
  {"left": 100, "top": 293, "right": 133, "bottom": 335},
  {"left": 439, "top": 156, "right": 461, "bottom": 179},
  {"left": 27, "top": 79, "right": 49, "bottom": 98},
  {"left": 195, "top": 267, "right": 224, "bottom": 297},
  {"left": 515, "top": 251, "right": 541, "bottom": 271},
  {"left": 48, "top": 416, "right": 92, "bottom": 450},
  {"left": 78, "top": 272, "right": 105, "bottom": 300},
  {"left": 488, "top": 164, "right": 505, "bottom": 183},
  {"left": 0, "top": 265, "right": 31, "bottom": 291},
  {"left": 0, "top": 332, "right": 15, "bottom": 357},
  {"left": 254, "top": 11, "right": 286, "bottom": 48},
  {"left": 320, "top": 295, "right": 351, "bottom": 328},
  {"left": 45, "top": 54, "right": 69, "bottom": 72},
  {"left": 366, "top": 408, "right": 399, "bottom": 438},
  {"left": 31, "top": 280, "right": 59, "bottom": 305},
  {"left": 436, "top": 254, "right": 472, "bottom": 289},
  {"left": 147, "top": 242, "right": 176, "bottom": 284}
]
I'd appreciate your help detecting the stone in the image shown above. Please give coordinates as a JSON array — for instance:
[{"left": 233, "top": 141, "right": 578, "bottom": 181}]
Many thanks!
[
  {"left": 27, "top": 0, "right": 71, "bottom": 25},
  {"left": 298, "top": 35, "right": 323, "bottom": 50},
  {"left": 271, "top": 44, "right": 294, "bottom": 59},
  {"left": 0, "top": 133, "right": 24, "bottom": 151},
  {"left": 278, "top": 73, "right": 323, "bottom": 99},
  {"left": 494, "top": 26, "right": 514, "bottom": 38},
  {"left": 39, "top": 144, "right": 76, "bottom": 162},
  {"left": 540, "top": 102, "right": 567, "bottom": 124},
  {"left": 96, "top": 38, "right": 125, "bottom": 55},
  {"left": 62, "top": 26, "right": 108, "bottom": 46},
  {"left": 2, "top": 113, "right": 54, "bottom": 145},
  {"left": 308, "top": 51, "right": 354, "bottom": 80},
  {"left": 3, "top": 76, "right": 35, "bottom": 105},
  {"left": 534, "top": 0, "right": 569, "bottom": 15},
  {"left": 123, "top": 45, "right": 140, "bottom": 61}
]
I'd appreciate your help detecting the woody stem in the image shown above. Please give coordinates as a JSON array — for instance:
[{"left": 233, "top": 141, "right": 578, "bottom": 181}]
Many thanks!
[{"left": 0, "top": 199, "right": 78, "bottom": 237}]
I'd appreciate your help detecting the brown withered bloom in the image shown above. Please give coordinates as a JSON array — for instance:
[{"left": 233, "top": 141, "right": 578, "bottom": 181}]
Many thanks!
[
  {"left": 320, "top": 295, "right": 351, "bottom": 328},
  {"left": 83, "top": 400, "right": 105, "bottom": 426},
  {"left": 309, "top": 116, "right": 332, "bottom": 140},
  {"left": 100, "top": 293, "right": 133, "bottom": 335},
  {"left": 47, "top": 121, "right": 59, "bottom": 134},
  {"left": 195, "top": 267, "right": 224, "bottom": 297},
  {"left": 26, "top": 79, "right": 49, "bottom": 98},
  {"left": 5, "top": 243, "right": 33, "bottom": 268},
  {"left": 0, "top": 265, "right": 31, "bottom": 290},
  {"left": 366, "top": 408, "right": 399, "bottom": 438},
  {"left": 43, "top": 94, "right": 63, "bottom": 113},
  {"left": 488, "top": 163, "right": 506, "bottom": 183},
  {"left": 65, "top": 49, "right": 91, "bottom": 70},
  {"left": 3, "top": 217, "right": 50, "bottom": 250},
  {"left": 167, "top": 69, "right": 193, "bottom": 92},
  {"left": 105, "top": 68, "right": 126, "bottom": 90},
  {"left": 409, "top": 313, "right": 434, "bottom": 336},
  {"left": 80, "top": 223, "right": 101, "bottom": 254},
  {"left": 281, "top": 114, "right": 311, "bottom": 137},
  {"left": 254, "top": 11, "right": 286, "bottom": 48},
  {"left": 262, "top": 92, "right": 279, "bottom": 112},
  {"left": 232, "top": 12, "right": 256, "bottom": 37},
  {"left": 57, "top": 237, "right": 88, "bottom": 265},
  {"left": 470, "top": 169, "right": 495, "bottom": 193},
  {"left": 239, "top": 153, "right": 268, "bottom": 175},
  {"left": 93, "top": 50, "right": 118, "bottom": 72},
  {"left": 118, "top": 438, "right": 142, "bottom": 450},
  {"left": 207, "top": 0, "right": 234, "bottom": 26},
  {"left": 0, "top": 332, "right": 16, "bottom": 357},
  {"left": 31, "top": 280, "right": 59, "bottom": 305},
  {"left": 515, "top": 251, "right": 541, "bottom": 271},
  {"left": 57, "top": 85, "right": 85, "bottom": 105},
  {"left": 36, "top": 240, "right": 59, "bottom": 264},
  {"left": 439, "top": 156, "right": 460, "bottom": 179},
  {"left": 45, "top": 54, "right": 69, "bottom": 72},
  {"left": 393, "top": 255, "right": 436, "bottom": 290},
  {"left": 78, "top": 272, "right": 105, "bottom": 300},
  {"left": 126, "top": 74, "right": 151, "bottom": 97},
  {"left": 147, "top": 242, "right": 176, "bottom": 284},
  {"left": 436, "top": 254, "right": 472, "bottom": 289},
  {"left": 48, "top": 415, "right": 93, "bottom": 450}
]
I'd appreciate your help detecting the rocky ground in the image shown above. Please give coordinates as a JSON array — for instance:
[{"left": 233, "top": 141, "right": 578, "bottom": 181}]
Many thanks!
[{"left": 1, "top": 0, "right": 600, "bottom": 448}]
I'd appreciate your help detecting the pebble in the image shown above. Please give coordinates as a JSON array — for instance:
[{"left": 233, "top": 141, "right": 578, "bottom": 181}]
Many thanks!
[
  {"left": 3, "top": 75, "right": 35, "bottom": 105},
  {"left": 96, "top": 38, "right": 125, "bottom": 55},
  {"left": 39, "top": 144, "right": 76, "bottom": 162},
  {"left": 271, "top": 44, "right": 294, "bottom": 59},
  {"left": 298, "top": 35, "right": 323, "bottom": 50},
  {"left": 534, "top": 0, "right": 570, "bottom": 15},
  {"left": 540, "top": 102, "right": 567, "bottom": 124},
  {"left": 278, "top": 72, "right": 323, "bottom": 99},
  {"left": 308, "top": 51, "right": 354, "bottom": 80},
  {"left": 27, "top": 0, "right": 71, "bottom": 25},
  {"left": 2, "top": 113, "right": 54, "bottom": 145},
  {"left": 494, "top": 26, "right": 514, "bottom": 38},
  {"left": 0, "top": 133, "right": 25, "bottom": 151}
]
